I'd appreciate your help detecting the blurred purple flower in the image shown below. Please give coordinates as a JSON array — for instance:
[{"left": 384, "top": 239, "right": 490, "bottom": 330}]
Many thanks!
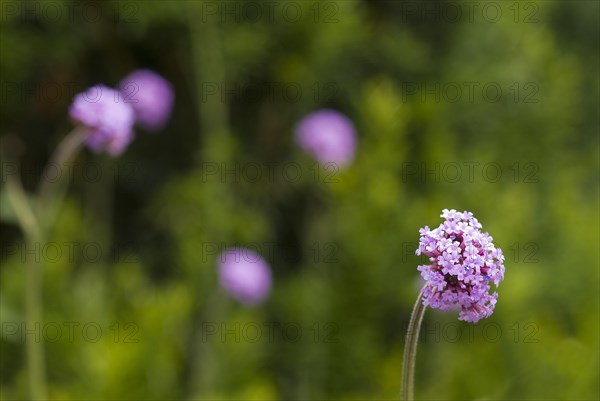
[
  {"left": 295, "top": 109, "right": 357, "bottom": 169},
  {"left": 217, "top": 248, "right": 272, "bottom": 305},
  {"left": 416, "top": 209, "right": 505, "bottom": 323},
  {"left": 69, "top": 85, "right": 135, "bottom": 156},
  {"left": 119, "top": 69, "right": 174, "bottom": 131}
]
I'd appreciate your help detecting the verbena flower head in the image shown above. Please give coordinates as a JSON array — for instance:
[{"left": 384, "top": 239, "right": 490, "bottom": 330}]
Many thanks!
[
  {"left": 416, "top": 209, "right": 505, "bottom": 323},
  {"left": 119, "top": 69, "right": 174, "bottom": 131},
  {"left": 295, "top": 109, "right": 357, "bottom": 169},
  {"left": 217, "top": 248, "right": 272, "bottom": 306},
  {"left": 69, "top": 85, "right": 135, "bottom": 156}
]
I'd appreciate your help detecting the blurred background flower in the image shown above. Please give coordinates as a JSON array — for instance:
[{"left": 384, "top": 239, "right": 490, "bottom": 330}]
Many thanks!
[
  {"left": 295, "top": 109, "right": 357, "bottom": 169},
  {"left": 119, "top": 69, "right": 174, "bottom": 132},
  {"left": 217, "top": 247, "right": 272, "bottom": 305}
]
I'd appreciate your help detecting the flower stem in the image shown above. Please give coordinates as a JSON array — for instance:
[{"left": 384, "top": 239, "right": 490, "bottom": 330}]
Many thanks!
[
  {"left": 2, "top": 128, "right": 86, "bottom": 400},
  {"left": 0, "top": 142, "right": 46, "bottom": 399},
  {"left": 184, "top": 6, "right": 234, "bottom": 398},
  {"left": 401, "top": 290, "right": 427, "bottom": 401},
  {"left": 25, "top": 236, "right": 47, "bottom": 400},
  {"left": 37, "top": 127, "right": 86, "bottom": 234}
]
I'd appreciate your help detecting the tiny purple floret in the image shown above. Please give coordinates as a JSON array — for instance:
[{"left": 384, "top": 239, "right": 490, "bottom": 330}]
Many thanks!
[
  {"left": 119, "top": 69, "right": 174, "bottom": 131},
  {"left": 69, "top": 85, "right": 135, "bottom": 156},
  {"left": 295, "top": 109, "right": 357, "bottom": 169},
  {"left": 416, "top": 209, "right": 505, "bottom": 323},
  {"left": 217, "top": 248, "right": 272, "bottom": 306}
]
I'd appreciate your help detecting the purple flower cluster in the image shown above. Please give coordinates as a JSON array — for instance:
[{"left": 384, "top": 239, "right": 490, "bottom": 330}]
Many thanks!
[
  {"left": 416, "top": 209, "right": 505, "bottom": 323},
  {"left": 295, "top": 109, "right": 357, "bottom": 169},
  {"left": 69, "top": 85, "right": 135, "bottom": 156},
  {"left": 217, "top": 248, "right": 272, "bottom": 306},
  {"left": 69, "top": 70, "right": 174, "bottom": 156}
]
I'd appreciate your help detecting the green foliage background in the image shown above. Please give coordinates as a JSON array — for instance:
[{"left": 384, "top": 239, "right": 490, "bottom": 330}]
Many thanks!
[{"left": 1, "top": 1, "right": 598, "bottom": 400}]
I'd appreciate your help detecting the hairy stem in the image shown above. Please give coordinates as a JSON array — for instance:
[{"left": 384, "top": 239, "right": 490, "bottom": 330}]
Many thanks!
[{"left": 401, "top": 290, "right": 427, "bottom": 401}]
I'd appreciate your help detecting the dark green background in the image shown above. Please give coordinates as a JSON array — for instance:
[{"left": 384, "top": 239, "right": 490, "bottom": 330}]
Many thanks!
[{"left": 1, "top": 1, "right": 598, "bottom": 399}]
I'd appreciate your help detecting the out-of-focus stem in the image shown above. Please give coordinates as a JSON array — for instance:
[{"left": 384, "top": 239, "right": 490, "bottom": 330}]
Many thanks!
[
  {"left": 3, "top": 171, "right": 39, "bottom": 240},
  {"left": 401, "top": 290, "right": 426, "bottom": 401},
  {"left": 185, "top": 6, "right": 233, "bottom": 399},
  {"left": 1, "top": 148, "right": 46, "bottom": 400},
  {"left": 2, "top": 128, "right": 86, "bottom": 400},
  {"left": 189, "top": 7, "right": 230, "bottom": 159},
  {"left": 25, "top": 236, "right": 47, "bottom": 400},
  {"left": 37, "top": 127, "right": 86, "bottom": 234}
]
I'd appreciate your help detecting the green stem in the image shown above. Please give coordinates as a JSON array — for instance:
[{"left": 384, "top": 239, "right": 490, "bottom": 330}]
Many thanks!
[
  {"left": 401, "top": 290, "right": 427, "bottom": 401},
  {"left": 185, "top": 289, "right": 230, "bottom": 398},
  {"left": 25, "top": 237, "right": 47, "bottom": 400},
  {"left": 0, "top": 143, "right": 46, "bottom": 399},
  {"left": 188, "top": 4, "right": 233, "bottom": 163},
  {"left": 3, "top": 168, "right": 40, "bottom": 240},
  {"left": 184, "top": 6, "right": 233, "bottom": 398},
  {"left": 27, "top": 128, "right": 84, "bottom": 399},
  {"left": 2, "top": 128, "right": 86, "bottom": 400},
  {"left": 37, "top": 127, "right": 86, "bottom": 234}
]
